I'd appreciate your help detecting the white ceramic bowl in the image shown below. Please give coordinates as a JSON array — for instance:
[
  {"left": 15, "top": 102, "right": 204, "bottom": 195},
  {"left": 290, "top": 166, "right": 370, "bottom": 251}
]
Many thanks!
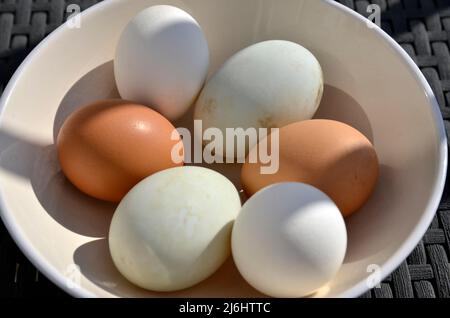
[{"left": 0, "top": 0, "right": 447, "bottom": 298}]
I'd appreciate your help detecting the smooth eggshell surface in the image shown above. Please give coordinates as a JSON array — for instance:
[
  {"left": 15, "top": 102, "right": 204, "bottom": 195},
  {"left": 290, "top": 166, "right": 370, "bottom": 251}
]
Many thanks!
[
  {"left": 232, "top": 182, "right": 347, "bottom": 298},
  {"left": 57, "top": 99, "right": 183, "bottom": 202},
  {"left": 195, "top": 40, "right": 323, "bottom": 158},
  {"left": 114, "top": 5, "right": 210, "bottom": 120},
  {"left": 241, "top": 119, "right": 379, "bottom": 217},
  {"left": 109, "top": 166, "right": 242, "bottom": 292}
]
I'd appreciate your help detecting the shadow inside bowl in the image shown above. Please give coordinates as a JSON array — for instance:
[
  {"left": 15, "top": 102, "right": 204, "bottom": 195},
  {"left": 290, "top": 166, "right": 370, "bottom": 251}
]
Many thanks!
[
  {"left": 16, "top": 60, "right": 122, "bottom": 238},
  {"left": 30, "top": 145, "right": 115, "bottom": 238},
  {"left": 2, "top": 61, "right": 121, "bottom": 238},
  {"left": 74, "top": 237, "right": 264, "bottom": 298},
  {"left": 314, "top": 84, "right": 374, "bottom": 143},
  {"left": 73, "top": 238, "right": 149, "bottom": 297},
  {"left": 0, "top": 130, "right": 43, "bottom": 179},
  {"left": 0, "top": 130, "right": 114, "bottom": 238},
  {"left": 53, "top": 61, "right": 120, "bottom": 142},
  {"left": 344, "top": 164, "right": 398, "bottom": 264}
]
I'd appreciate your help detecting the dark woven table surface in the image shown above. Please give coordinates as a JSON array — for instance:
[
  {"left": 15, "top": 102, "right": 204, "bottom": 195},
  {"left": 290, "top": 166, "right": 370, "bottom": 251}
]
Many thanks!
[{"left": 1, "top": 0, "right": 450, "bottom": 298}]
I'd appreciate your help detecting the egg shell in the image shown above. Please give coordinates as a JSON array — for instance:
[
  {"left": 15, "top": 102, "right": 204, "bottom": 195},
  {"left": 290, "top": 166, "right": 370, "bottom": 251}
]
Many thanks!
[
  {"left": 241, "top": 119, "right": 379, "bottom": 217},
  {"left": 232, "top": 182, "right": 347, "bottom": 298},
  {"left": 194, "top": 40, "right": 323, "bottom": 158},
  {"left": 109, "top": 166, "right": 242, "bottom": 292},
  {"left": 114, "top": 5, "right": 210, "bottom": 120},
  {"left": 57, "top": 99, "right": 183, "bottom": 202}
]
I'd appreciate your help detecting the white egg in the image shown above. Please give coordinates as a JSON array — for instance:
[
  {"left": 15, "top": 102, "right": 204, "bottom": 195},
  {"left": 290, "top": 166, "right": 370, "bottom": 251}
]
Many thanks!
[
  {"left": 114, "top": 5, "right": 209, "bottom": 120},
  {"left": 232, "top": 182, "right": 347, "bottom": 298},
  {"left": 109, "top": 166, "right": 241, "bottom": 292},
  {"left": 194, "top": 40, "right": 323, "bottom": 158}
]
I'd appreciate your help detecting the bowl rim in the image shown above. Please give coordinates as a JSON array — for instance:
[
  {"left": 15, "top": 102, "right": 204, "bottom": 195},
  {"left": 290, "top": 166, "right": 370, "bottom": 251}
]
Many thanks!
[
  {"left": 324, "top": 0, "right": 448, "bottom": 297},
  {"left": 0, "top": 0, "right": 447, "bottom": 298}
]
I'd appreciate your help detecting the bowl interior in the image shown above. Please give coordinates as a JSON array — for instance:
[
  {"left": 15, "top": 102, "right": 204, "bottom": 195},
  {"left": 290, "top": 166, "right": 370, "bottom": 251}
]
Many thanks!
[{"left": 0, "top": 0, "right": 446, "bottom": 297}]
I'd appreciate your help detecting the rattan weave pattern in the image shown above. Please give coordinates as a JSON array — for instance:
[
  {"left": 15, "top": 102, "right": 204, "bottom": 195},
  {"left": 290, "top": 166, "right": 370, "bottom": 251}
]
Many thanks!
[{"left": 0, "top": 0, "right": 449, "bottom": 298}]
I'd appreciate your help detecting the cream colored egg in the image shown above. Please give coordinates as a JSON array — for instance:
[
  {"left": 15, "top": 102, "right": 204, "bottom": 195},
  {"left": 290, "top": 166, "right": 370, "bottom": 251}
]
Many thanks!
[
  {"left": 109, "top": 166, "right": 241, "bottom": 292},
  {"left": 195, "top": 40, "right": 323, "bottom": 159}
]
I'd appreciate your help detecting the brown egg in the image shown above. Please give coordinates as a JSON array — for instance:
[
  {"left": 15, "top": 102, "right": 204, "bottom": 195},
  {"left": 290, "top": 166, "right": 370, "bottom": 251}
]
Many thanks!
[
  {"left": 57, "top": 99, "right": 183, "bottom": 202},
  {"left": 241, "top": 119, "right": 379, "bottom": 217}
]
